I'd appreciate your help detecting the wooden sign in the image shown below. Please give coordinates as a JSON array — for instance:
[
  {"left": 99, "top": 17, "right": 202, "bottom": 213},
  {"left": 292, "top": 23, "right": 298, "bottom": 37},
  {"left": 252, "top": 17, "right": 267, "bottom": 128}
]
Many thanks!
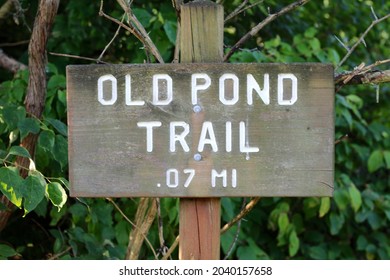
[{"left": 67, "top": 63, "right": 334, "bottom": 197}]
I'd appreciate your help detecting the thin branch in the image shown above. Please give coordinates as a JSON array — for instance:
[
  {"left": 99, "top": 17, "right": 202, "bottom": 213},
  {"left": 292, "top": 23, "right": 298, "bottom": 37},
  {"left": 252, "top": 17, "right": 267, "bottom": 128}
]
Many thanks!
[
  {"left": 370, "top": 6, "right": 378, "bottom": 21},
  {"left": 97, "top": 13, "right": 125, "bottom": 62},
  {"left": 224, "top": 0, "right": 310, "bottom": 61},
  {"left": 171, "top": 0, "right": 183, "bottom": 63},
  {"left": 161, "top": 235, "right": 179, "bottom": 260},
  {"left": 225, "top": 0, "right": 248, "bottom": 23},
  {"left": 156, "top": 198, "right": 168, "bottom": 258},
  {"left": 47, "top": 246, "right": 72, "bottom": 260},
  {"left": 336, "top": 13, "right": 390, "bottom": 70},
  {"left": 0, "top": 48, "right": 27, "bottom": 73},
  {"left": 335, "top": 134, "right": 348, "bottom": 145},
  {"left": 114, "top": 0, "right": 164, "bottom": 63},
  {"left": 220, "top": 197, "right": 261, "bottom": 235},
  {"left": 223, "top": 198, "right": 246, "bottom": 260},
  {"left": 333, "top": 35, "right": 349, "bottom": 52},
  {"left": 0, "top": 39, "right": 29, "bottom": 47},
  {"left": 225, "top": 0, "right": 265, "bottom": 23},
  {"left": 337, "top": 69, "right": 390, "bottom": 88},
  {"left": 106, "top": 198, "right": 158, "bottom": 260},
  {"left": 99, "top": 4, "right": 144, "bottom": 43},
  {"left": 49, "top": 52, "right": 108, "bottom": 64},
  {"left": 172, "top": 21, "right": 181, "bottom": 63}
]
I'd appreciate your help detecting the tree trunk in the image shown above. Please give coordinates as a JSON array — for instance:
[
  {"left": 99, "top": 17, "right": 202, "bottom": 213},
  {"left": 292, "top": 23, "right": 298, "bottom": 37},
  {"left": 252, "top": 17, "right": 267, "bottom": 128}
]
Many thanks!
[{"left": 0, "top": 0, "right": 59, "bottom": 232}]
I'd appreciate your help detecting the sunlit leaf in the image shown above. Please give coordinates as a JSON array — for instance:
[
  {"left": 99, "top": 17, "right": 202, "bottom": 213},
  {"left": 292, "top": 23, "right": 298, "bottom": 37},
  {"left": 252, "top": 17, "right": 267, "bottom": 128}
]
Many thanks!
[
  {"left": 319, "top": 197, "right": 331, "bottom": 217},
  {"left": 46, "top": 182, "right": 67, "bottom": 211},
  {"left": 288, "top": 230, "right": 300, "bottom": 257},
  {"left": 0, "top": 167, "right": 23, "bottom": 208},
  {"left": 349, "top": 185, "right": 362, "bottom": 212}
]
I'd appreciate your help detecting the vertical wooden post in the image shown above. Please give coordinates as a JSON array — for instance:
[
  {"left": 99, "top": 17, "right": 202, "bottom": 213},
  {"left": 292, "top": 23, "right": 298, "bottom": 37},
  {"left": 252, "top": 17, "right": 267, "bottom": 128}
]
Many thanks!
[{"left": 179, "top": 0, "right": 224, "bottom": 260}]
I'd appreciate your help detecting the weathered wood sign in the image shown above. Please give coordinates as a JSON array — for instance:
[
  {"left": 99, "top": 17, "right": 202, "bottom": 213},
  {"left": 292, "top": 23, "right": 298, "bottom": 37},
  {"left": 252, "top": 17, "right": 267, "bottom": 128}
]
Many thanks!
[{"left": 67, "top": 63, "right": 334, "bottom": 197}]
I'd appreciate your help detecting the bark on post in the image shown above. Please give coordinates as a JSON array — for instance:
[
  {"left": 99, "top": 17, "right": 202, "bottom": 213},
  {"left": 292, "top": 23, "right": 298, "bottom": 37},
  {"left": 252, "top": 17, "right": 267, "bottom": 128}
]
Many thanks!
[{"left": 179, "top": 0, "right": 224, "bottom": 260}]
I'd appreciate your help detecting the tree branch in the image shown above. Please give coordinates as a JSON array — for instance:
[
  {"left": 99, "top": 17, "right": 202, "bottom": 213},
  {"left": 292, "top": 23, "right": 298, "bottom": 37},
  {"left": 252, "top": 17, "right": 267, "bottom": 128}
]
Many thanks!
[
  {"left": 336, "top": 13, "right": 390, "bottom": 70},
  {"left": 49, "top": 52, "right": 108, "bottom": 64},
  {"left": 172, "top": 0, "right": 183, "bottom": 63},
  {"left": 225, "top": 0, "right": 265, "bottom": 23},
  {"left": 0, "top": 48, "right": 27, "bottom": 73},
  {"left": 0, "top": 0, "right": 59, "bottom": 233},
  {"left": 107, "top": 198, "right": 158, "bottom": 259},
  {"left": 335, "top": 59, "right": 390, "bottom": 89},
  {"left": 224, "top": 0, "right": 310, "bottom": 61},
  {"left": 114, "top": 0, "right": 164, "bottom": 63},
  {"left": 220, "top": 197, "right": 261, "bottom": 234},
  {"left": 125, "top": 198, "right": 158, "bottom": 260}
]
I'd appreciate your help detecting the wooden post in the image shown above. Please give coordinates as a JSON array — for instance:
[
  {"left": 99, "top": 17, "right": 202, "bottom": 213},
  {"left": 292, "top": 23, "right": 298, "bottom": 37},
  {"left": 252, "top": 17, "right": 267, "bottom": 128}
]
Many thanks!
[{"left": 179, "top": 0, "right": 224, "bottom": 260}]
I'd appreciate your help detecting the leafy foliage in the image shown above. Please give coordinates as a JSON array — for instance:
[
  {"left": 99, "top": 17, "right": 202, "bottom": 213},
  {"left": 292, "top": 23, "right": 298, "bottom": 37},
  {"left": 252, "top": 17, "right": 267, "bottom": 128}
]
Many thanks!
[{"left": 0, "top": 0, "right": 389, "bottom": 260}]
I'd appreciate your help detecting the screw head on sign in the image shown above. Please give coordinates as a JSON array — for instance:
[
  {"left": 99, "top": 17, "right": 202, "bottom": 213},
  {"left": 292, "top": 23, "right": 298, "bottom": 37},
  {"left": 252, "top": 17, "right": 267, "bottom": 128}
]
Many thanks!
[
  {"left": 193, "top": 153, "right": 202, "bottom": 161},
  {"left": 193, "top": 105, "right": 202, "bottom": 113}
]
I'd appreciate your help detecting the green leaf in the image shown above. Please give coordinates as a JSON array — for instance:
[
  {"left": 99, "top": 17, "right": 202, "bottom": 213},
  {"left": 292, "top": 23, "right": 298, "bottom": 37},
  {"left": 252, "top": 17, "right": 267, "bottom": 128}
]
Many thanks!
[
  {"left": 46, "top": 182, "right": 67, "bottom": 211},
  {"left": 319, "top": 197, "right": 331, "bottom": 217},
  {"left": 367, "top": 212, "right": 382, "bottom": 230},
  {"left": 163, "top": 21, "right": 177, "bottom": 45},
  {"left": 47, "top": 75, "right": 66, "bottom": 91},
  {"left": 45, "top": 118, "right": 68, "bottom": 137},
  {"left": 327, "top": 48, "right": 340, "bottom": 64},
  {"left": 133, "top": 8, "right": 153, "bottom": 29},
  {"left": 0, "top": 167, "right": 23, "bottom": 208},
  {"left": 383, "top": 151, "right": 390, "bottom": 168},
  {"left": 330, "top": 212, "right": 345, "bottom": 235},
  {"left": 22, "top": 175, "right": 46, "bottom": 216},
  {"left": 346, "top": 94, "right": 363, "bottom": 109},
  {"left": 348, "top": 185, "right": 362, "bottom": 212},
  {"left": 356, "top": 235, "right": 368, "bottom": 251},
  {"left": 115, "top": 221, "right": 130, "bottom": 246},
  {"left": 296, "top": 43, "right": 311, "bottom": 56},
  {"left": 367, "top": 150, "right": 384, "bottom": 173},
  {"left": 278, "top": 212, "right": 289, "bottom": 234},
  {"left": 288, "top": 230, "right": 300, "bottom": 257},
  {"left": 221, "top": 198, "right": 235, "bottom": 220},
  {"left": 3, "top": 106, "right": 26, "bottom": 130},
  {"left": 18, "top": 118, "right": 40, "bottom": 140},
  {"left": 334, "top": 189, "right": 349, "bottom": 210},
  {"left": 308, "top": 245, "right": 327, "bottom": 260},
  {"left": 304, "top": 27, "right": 318, "bottom": 38},
  {"left": 309, "top": 38, "right": 321, "bottom": 52},
  {"left": 0, "top": 244, "right": 17, "bottom": 258},
  {"left": 8, "top": 146, "right": 31, "bottom": 159},
  {"left": 38, "top": 130, "right": 55, "bottom": 151},
  {"left": 53, "top": 135, "right": 68, "bottom": 169}
]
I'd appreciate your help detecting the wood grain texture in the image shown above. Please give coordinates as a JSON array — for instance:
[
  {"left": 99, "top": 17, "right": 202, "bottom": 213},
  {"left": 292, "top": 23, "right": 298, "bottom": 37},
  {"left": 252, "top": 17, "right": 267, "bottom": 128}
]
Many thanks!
[
  {"left": 67, "top": 63, "right": 334, "bottom": 198},
  {"left": 179, "top": 0, "right": 223, "bottom": 261}
]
